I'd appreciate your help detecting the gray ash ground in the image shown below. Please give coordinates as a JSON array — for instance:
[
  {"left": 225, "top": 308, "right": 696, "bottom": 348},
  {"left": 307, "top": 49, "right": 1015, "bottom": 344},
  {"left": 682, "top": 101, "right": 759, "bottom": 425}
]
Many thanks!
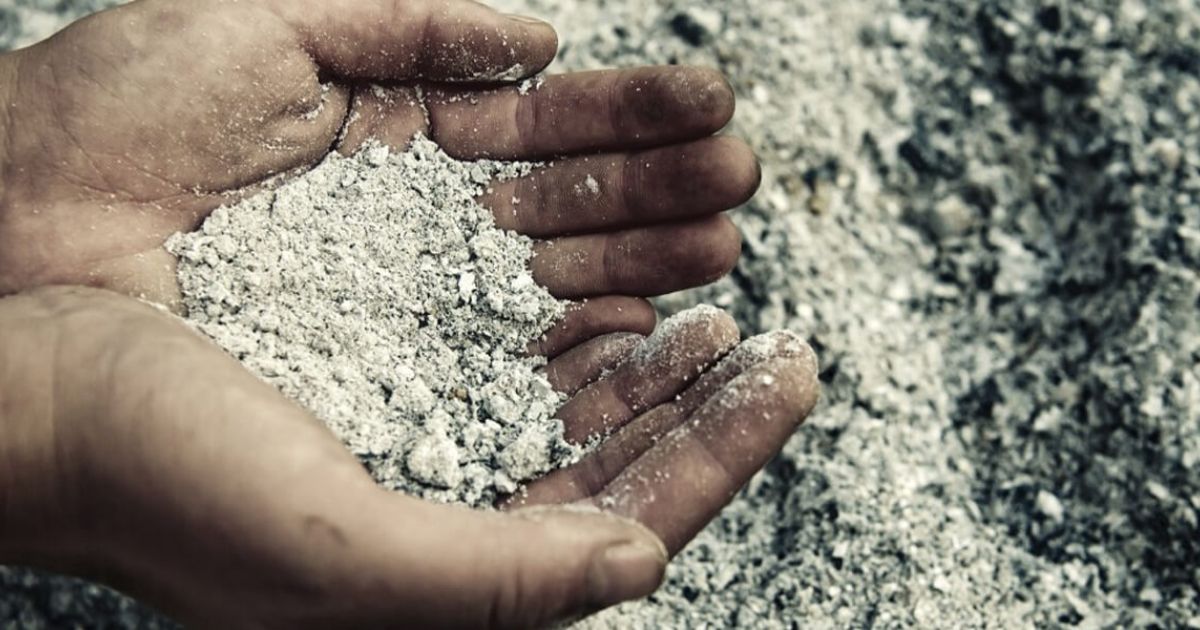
[{"left": 3, "top": 0, "right": 1199, "bottom": 628}]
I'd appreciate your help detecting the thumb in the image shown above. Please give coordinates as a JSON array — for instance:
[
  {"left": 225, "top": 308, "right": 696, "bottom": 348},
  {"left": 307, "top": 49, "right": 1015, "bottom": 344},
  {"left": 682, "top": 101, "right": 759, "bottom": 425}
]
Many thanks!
[
  {"left": 271, "top": 0, "right": 559, "bottom": 82},
  {"left": 330, "top": 495, "right": 668, "bottom": 629},
  {"left": 475, "top": 505, "right": 669, "bottom": 628}
]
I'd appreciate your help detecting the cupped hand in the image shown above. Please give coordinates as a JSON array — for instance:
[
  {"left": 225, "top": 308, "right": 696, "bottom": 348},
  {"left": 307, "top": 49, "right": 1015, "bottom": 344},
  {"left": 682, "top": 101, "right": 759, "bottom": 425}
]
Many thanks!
[
  {"left": 0, "top": 0, "right": 756, "bottom": 347},
  {"left": 0, "top": 3, "right": 802, "bottom": 627},
  {"left": 0, "top": 287, "right": 817, "bottom": 629}
]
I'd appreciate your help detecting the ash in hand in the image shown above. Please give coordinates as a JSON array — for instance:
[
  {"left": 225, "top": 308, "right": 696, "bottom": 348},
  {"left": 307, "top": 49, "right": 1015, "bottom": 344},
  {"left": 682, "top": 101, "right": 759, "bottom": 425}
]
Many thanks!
[{"left": 169, "top": 136, "right": 578, "bottom": 507}]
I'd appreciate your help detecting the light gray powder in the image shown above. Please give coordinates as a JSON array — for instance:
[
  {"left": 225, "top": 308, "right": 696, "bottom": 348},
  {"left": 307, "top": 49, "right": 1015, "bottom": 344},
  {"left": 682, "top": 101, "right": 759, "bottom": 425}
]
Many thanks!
[{"left": 167, "top": 135, "right": 577, "bottom": 507}]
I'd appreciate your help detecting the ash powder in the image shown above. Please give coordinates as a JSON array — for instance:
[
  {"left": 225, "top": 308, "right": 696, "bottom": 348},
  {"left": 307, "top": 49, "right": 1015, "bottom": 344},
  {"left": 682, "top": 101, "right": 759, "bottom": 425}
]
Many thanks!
[{"left": 167, "top": 136, "right": 577, "bottom": 507}]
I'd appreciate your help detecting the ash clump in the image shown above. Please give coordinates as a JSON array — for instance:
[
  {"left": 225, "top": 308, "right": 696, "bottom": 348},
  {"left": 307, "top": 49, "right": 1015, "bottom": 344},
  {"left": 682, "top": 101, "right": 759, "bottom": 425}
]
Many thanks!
[{"left": 168, "top": 136, "right": 575, "bottom": 507}]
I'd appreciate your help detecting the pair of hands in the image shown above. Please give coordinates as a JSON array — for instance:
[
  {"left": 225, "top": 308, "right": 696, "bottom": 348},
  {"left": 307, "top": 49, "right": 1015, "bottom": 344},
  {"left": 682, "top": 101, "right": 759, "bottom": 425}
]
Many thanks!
[{"left": 0, "top": 1, "right": 819, "bottom": 628}]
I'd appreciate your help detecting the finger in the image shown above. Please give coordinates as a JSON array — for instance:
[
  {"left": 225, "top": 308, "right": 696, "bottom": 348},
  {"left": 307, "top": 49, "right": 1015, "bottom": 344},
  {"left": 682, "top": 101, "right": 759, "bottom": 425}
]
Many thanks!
[
  {"left": 543, "top": 333, "right": 644, "bottom": 395},
  {"left": 300, "top": 490, "right": 667, "bottom": 628},
  {"left": 507, "top": 331, "right": 814, "bottom": 507},
  {"left": 482, "top": 136, "right": 761, "bottom": 238},
  {"left": 596, "top": 356, "right": 820, "bottom": 555},
  {"left": 531, "top": 215, "right": 742, "bottom": 299},
  {"left": 529, "top": 297, "right": 656, "bottom": 358},
  {"left": 276, "top": 0, "right": 558, "bottom": 82},
  {"left": 425, "top": 66, "right": 736, "bottom": 159},
  {"left": 555, "top": 306, "right": 739, "bottom": 444}
]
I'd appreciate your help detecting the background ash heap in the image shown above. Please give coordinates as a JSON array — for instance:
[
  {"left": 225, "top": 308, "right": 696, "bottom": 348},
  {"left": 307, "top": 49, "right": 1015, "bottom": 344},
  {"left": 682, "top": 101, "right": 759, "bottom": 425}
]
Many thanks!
[{"left": 3, "top": 0, "right": 1199, "bottom": 628}]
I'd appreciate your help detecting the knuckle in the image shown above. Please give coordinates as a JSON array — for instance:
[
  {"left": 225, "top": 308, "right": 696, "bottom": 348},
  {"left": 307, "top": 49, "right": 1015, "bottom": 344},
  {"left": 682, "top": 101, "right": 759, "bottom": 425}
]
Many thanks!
[
  {"left": 514, "top": 90, "right": 542, "bottom": 156},
  {"left": 601, "top": 233, "right": 632, "bottom": 292},
  {"left": 483, "top": 563, "right": 561, "bottom": 630}
]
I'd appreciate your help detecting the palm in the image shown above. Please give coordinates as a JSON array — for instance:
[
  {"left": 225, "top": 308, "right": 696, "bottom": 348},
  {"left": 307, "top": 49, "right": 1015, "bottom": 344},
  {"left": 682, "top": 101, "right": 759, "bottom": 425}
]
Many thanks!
[
  {"left": 8, "top": 286, "right": 815, "bottom": 628},
  {"left": 0, "top": 0, "right": 757, "bottom": 324}
]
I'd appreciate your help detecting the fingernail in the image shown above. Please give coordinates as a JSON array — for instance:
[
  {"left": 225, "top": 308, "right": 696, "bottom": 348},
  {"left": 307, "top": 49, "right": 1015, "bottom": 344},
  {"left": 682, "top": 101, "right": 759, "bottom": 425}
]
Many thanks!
[
  {"left": 505, "top": 13, "right": 552, "bottom": 27},
  {"left": 587, "top": 539, "right": 667, "bottom": 607}
]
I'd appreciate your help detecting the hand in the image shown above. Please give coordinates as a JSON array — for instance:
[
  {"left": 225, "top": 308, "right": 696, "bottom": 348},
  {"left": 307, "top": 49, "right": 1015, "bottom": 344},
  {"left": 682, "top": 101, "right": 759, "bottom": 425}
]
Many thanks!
[
  {"left": 0, "top": 287, "right": 818, "bottom": 628},
  {"left": 0, "top": 0, "right": 757, "bottom": 351},
  {"left": 0, "top": 3, "right": 806, "bottom": 627}
]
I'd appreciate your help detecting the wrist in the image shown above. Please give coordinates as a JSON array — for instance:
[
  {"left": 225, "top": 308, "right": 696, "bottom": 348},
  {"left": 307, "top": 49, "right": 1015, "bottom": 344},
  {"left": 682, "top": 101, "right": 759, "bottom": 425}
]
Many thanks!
[{"left": 0, "top": 289, "right": 85, "bottom": 564}]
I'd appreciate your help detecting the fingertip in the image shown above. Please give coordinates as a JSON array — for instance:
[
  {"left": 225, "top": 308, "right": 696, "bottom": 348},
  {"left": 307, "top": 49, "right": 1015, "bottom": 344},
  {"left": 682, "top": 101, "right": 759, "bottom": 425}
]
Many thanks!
[
  {"left": 625, "top": 66, "right": 735, "bottom": 138},
  {"left": 413, "top": 2, "right": 559, "bottom": 81},
  {"left": 713, "top": 307, "right": 742, "bottom": 344},
  {"left": 756, "top": 355, "right": 822, "bottom": 424},
  {"left": 704, "top": 214, "right": 744, "bottom": 283},
  {"left": 652, "top": 217, "right": 740, "bottom": 287},
  {"left": 587, "top": 537, "right": 667, "bottom": 608},
  {"left": 621, "top": 298, "right": 659, "bottom": 336},
  {"left": 462, "top": 505, "right": 667, "bottom": 627},
  {"left": 796, "top": 351, "right": 823, "bottom": 416},
  {"left": 582, "top": 512, "right": 668, "bottom": 608},
  {"left": 696, "top": 67, "right": 738, "bottom": 130},
  {"left": 681, "top": 67, "right": 736, "bottom": 132},
  {"left": 507, "top": 15, "right": 560, "bottom": 74},
  {"left": 510, "top": 506, "right": 667, "bottom": 592},
  {"left": 720, "top": 136, "right": 763, "bottom": 204},
  {"left": 486, "top": 13, "right": 558, "bottom": 80},
  {"left": 764, "top": 336, "right": 822, "bottom": 416},
  {"left": 690, "top": 136, "right": 762, "bottom": 210},
  {"left": 645, "top": 305, "right": 741, "bottom": 365}
]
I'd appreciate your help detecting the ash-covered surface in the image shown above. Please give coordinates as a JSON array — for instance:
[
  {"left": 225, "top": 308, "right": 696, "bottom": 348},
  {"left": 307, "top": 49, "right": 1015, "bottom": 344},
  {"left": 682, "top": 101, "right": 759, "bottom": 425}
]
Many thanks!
[{"left": 3, "top": 0, "right": 1199, "bottom": 628}]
